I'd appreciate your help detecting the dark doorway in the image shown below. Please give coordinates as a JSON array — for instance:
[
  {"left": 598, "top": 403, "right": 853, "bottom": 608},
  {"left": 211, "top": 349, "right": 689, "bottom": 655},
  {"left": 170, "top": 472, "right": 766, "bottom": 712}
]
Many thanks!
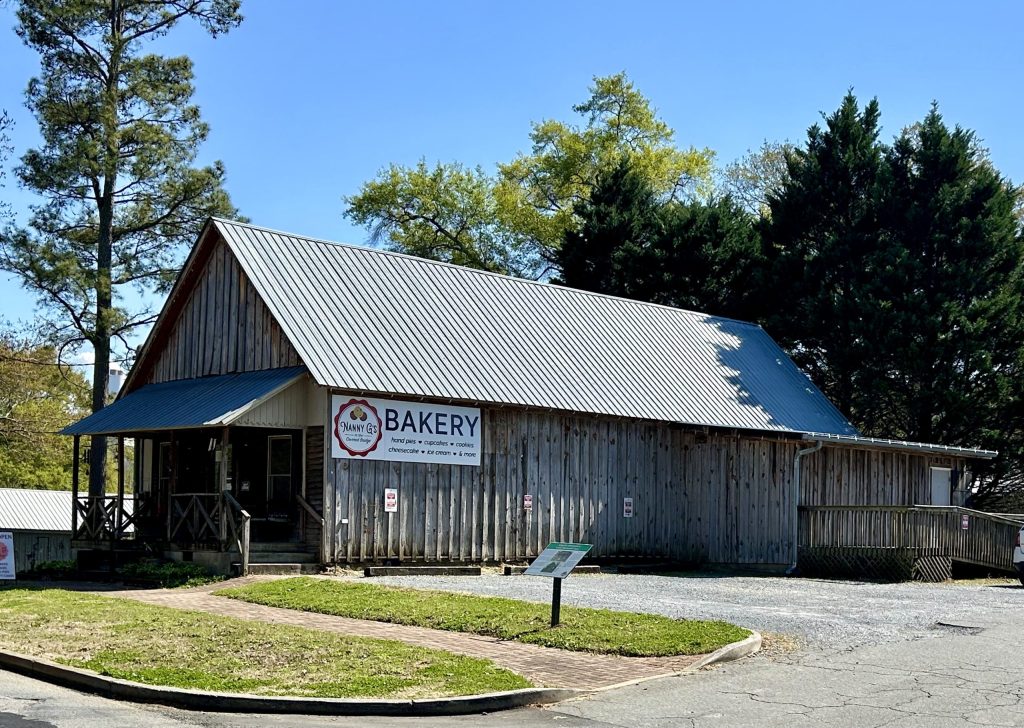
[{"left": 232, "top": 427, "right": 302, "bottom": 541}]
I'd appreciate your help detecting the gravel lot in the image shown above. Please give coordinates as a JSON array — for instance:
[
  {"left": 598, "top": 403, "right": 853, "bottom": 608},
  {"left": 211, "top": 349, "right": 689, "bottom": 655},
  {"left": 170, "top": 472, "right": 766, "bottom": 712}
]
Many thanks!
[{"left": 366, "top": 571, "right": 1023, "bottom": 650}]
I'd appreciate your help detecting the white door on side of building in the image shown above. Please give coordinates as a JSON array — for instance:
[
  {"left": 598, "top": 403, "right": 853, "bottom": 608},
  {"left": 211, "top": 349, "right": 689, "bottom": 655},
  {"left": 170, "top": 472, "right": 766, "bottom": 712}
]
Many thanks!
[{"left": 930, "top": 467, "right": 952, "bottom": 506}]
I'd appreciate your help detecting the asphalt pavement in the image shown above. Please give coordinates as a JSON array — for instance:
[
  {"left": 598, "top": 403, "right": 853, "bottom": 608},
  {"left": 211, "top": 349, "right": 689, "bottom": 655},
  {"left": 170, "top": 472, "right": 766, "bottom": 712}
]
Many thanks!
[{"left": 2, "top": 573, "right": 1022, "bottom": 727}]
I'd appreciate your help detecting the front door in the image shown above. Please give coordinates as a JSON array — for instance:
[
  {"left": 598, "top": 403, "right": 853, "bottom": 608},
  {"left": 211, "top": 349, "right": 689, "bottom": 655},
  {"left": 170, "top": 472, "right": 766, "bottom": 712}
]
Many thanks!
[
  {"left": 267, "top": 434, "right": 293, "bottom": 518},
  {"left": 930, "top": 467, "right": 952, "bottom": 506}
]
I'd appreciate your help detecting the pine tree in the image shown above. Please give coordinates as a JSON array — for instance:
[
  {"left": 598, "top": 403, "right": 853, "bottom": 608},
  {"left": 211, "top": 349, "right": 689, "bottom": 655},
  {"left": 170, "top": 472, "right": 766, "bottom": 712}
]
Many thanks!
[{"left": 1, "top": 1, "right": 242, "bottom": 494}]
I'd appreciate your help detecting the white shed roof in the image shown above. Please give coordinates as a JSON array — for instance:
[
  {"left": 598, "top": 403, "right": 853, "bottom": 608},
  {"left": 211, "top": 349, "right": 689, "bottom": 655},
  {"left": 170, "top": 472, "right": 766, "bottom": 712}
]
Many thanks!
[
  {"left": 0, "top": 488, "right": 72, "bottom": 532},
  {"left": 211, "top": 219, "right": 857, "bottom": 436}
]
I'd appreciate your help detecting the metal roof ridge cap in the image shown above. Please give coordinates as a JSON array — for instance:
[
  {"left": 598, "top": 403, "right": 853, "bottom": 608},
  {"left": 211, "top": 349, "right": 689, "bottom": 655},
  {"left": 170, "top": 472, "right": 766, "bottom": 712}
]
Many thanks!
[{"left": 210, "top": 218, "right": 764, "bottom": 330}]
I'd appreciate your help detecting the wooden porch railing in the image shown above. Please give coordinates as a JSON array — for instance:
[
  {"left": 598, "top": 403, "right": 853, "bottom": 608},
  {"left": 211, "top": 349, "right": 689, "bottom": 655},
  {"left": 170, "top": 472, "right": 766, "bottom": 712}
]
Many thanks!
[
  {"left": 222, "top": 491, "right": 251, "bottom": 576},
  {"left": 73, "top": 495, "right": 137, "bottom": 541},
  {"left": 296, "top": 493, "right": 327, "bottom": 565},
  {"left": 168, "top": 493, "right": 222, "bottom": 544},
  {"left": 799, "top": 505, "right": 1024, "bottom": 572}
]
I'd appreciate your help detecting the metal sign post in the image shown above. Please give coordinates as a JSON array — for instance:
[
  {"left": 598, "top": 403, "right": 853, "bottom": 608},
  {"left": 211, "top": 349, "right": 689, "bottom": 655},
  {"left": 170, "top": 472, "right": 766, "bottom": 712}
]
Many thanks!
[{"left": 524, "top": 542, "right": 592, "bottom": 627}]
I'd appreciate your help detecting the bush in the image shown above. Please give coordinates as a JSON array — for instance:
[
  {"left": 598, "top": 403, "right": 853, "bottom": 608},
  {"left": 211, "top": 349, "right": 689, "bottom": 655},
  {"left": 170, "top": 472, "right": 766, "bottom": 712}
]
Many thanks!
[
  {"left": 22, "top": 559, "right": 77, "bottom": 580},
  {"left": 118, "top": 560, "right": 223, "bottom": 588}
]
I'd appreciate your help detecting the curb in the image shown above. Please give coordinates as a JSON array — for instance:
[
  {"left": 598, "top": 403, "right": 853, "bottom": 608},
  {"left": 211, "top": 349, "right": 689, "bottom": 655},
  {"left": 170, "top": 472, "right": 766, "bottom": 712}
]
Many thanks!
[
  {"left": 592, "top": 631, "right": 762, "bottom": 693},
  {"left": 0, "top": 650, "right": 580, "bottom": 716},
  {"left": 690, "top": 630, "right": 762, "bottom": 670}
]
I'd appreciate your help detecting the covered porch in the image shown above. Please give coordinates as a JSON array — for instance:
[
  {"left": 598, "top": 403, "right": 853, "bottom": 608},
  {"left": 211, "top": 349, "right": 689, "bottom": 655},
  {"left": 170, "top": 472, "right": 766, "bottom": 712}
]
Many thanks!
[{"left": 62, "top": 367, "right": 326, "bottom": 575}]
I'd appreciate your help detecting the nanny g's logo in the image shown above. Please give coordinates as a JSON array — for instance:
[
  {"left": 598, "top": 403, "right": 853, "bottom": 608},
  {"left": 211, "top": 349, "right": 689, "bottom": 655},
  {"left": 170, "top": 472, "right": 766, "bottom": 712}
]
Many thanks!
[{"left": 333, "top": 398, "right": 383, "bottom": 457}]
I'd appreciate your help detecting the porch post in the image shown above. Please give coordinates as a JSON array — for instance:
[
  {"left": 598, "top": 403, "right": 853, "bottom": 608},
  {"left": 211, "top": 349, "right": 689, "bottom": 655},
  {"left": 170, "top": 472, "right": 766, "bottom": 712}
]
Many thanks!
[
  {"left": 71, "top": 435, "right": 80, "bottom": 537},
  {"left": 167, "top": 431, "right": 176, "bottom": 541},
  {"left": 116, "top": 436, "right": 125, "bottom": 537},
  {"left": 219, "top": 426, "right": 230, "bottom": 546}
]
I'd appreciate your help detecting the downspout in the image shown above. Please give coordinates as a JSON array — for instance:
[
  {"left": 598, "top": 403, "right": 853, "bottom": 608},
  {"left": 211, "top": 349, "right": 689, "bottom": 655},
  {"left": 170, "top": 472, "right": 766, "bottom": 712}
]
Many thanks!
[{"left": 788, "top": 440, "right": 823, "bottom": 574}]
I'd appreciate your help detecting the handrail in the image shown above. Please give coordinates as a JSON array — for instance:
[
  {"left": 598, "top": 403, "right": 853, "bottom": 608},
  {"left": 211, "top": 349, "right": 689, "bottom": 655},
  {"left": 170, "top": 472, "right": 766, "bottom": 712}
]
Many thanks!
[
  {"left": 222, "top": 491, "right": 251, "bottom": 576},
  {"left": 798, "top": 504, "right": 1022, "bottom": 572},
  {"left": 296, "top": 493, "right": 326, "bottom": 565}
]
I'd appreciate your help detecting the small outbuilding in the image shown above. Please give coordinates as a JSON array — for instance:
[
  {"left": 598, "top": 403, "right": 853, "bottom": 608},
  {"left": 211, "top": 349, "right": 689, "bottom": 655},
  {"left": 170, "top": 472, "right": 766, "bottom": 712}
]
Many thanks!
[
  {"left": 0, "top": 488, "right": 74, "bottom": 573},
  {"left": 62, "top": 219, "right": 1001, "bottom": 576}
]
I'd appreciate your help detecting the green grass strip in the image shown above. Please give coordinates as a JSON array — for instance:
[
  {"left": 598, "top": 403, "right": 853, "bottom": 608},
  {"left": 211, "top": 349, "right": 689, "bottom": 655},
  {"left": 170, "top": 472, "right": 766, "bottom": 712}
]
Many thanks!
[
  {"left": 0, "top": 588, "right": 530, "bottom": 698},
  {"left": 217, "top": 577, "right": 749, "bottom": 657}
]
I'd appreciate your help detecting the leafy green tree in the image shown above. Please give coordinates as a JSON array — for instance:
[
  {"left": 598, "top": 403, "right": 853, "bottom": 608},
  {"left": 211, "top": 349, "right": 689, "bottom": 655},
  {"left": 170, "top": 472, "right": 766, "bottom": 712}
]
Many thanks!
[
  {"left": 345, "top": 73, "right": 714, "bottom": 278},
  {"left": 719, "top": 140, "right": 793, "bottom": 216},
  {"left": 0, "top": 329, "right": 90, "bottom": 490},
  {"left": 1, "top": 0, "right": 243, "bottom": 495},
  {"left": 761, "top": 92, "right": 887, "bottom": 417},
  {"left": 498, "top": 72, "right": 715, "bottom": 261},
  {"left": 344, "top": 160, "right": 541, "bottom": 277}
]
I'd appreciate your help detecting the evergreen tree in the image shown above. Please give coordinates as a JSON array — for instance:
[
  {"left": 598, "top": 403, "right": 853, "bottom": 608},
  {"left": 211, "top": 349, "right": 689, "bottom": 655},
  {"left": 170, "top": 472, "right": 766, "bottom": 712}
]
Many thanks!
[
  {"left": 1, "top": 1, "right": 242, "bottom": 494},
  {"left": 657, "top": 196, "right": 763, "bottom": 319},
  {"left": 761, "top": 92, "right": 887, "bottom": 417},
  {"left": 556, "top": 159, "right": 664, "bottom": 300},
  {"left": 869, "top": 107, "right": 1024, "bottom": 477}
]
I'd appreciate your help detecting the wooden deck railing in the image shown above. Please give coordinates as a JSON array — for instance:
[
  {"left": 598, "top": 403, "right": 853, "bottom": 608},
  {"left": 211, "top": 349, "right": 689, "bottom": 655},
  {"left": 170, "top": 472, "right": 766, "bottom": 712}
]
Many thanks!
[
  {"left": 73, "top": 495, "right": 136, "bottom": 541},
  {"left": 296, "top": 493, "right": 326, "bottom": 565},
  {"left": 168, "top": 493, "right": 222, "bottom": 544},
  {"left": 799, "top": 505, "right": 1024, "bottom": 572}
]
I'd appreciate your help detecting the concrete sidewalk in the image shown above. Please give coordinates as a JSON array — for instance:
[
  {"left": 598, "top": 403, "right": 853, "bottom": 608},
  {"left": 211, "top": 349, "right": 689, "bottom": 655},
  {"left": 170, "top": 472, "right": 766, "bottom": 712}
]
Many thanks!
[{"left": 98, "top": 577, "right": 705, "bottom": 690}]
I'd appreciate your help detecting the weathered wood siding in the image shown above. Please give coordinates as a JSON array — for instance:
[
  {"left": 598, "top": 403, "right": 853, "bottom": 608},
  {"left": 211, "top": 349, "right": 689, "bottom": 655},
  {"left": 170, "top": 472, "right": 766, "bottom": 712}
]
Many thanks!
[
  {"left": 331, "top": 407, "right": 801, "bottom": 565},
  {"left": 144, "top": 239, "right": 301, "bottom": 384},
  {"left": 304, "top": 426, "right": 325, "bottom": 548},
  {"left": 13, "top": 531, "right": 71, "bottom": 572},
  {"left": 801, "top": 448, "right": 967, "bottom": 506}
]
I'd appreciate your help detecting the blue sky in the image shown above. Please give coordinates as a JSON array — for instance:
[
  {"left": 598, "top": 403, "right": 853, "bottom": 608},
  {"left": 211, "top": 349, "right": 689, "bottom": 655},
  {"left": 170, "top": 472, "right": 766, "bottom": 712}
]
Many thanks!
[{"left": 2, "top": 0, "right": 1024, "bottom": 362}]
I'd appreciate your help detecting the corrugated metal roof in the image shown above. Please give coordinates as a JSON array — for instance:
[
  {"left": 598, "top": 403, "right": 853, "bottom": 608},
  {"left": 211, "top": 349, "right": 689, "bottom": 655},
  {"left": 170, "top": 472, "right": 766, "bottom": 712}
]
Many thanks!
[
  {"left": 214, "top": 219, "right": 858, "bottom": 436},
  {"left": 0, "top": 488, "right": 72, "bottom": 532},
  {"left": 62, "top": 367, "right": 307, "bottom": 436}
]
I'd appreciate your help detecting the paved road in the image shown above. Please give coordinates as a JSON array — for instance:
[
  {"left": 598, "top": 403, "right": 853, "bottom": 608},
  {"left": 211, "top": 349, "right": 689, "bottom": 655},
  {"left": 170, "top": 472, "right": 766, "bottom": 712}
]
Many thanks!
[{"left": 2, "top": 575, "right": 1022, "bottom": 727}]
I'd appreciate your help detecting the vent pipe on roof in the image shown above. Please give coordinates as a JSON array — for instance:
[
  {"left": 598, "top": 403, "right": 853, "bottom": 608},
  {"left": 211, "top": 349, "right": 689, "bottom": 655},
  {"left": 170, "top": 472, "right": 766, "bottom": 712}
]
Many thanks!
[{"left": 788, "top": 439, "right": 823, "bottom": 575}]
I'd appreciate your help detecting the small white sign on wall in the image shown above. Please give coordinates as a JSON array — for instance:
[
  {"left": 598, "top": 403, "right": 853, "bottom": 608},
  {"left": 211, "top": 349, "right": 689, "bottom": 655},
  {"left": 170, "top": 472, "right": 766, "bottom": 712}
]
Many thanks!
[
  {"left": 384, "top": 487, "right": 398, "bottom": 513},
  {"left": 623, "top": 497, "right": 634, "bottom": 518},
  {"left": 0, "top": 532, "right": 15, "bottom": 580}
]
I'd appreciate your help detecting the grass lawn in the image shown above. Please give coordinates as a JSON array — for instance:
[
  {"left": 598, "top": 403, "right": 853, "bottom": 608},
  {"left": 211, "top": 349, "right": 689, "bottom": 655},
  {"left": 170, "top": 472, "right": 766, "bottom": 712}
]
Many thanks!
[
  {"left": 0, "top": 589, "right": 530, "bottom": 698},
  {"left": 217, "top": 577, "right": 750, "bottom": 657}
]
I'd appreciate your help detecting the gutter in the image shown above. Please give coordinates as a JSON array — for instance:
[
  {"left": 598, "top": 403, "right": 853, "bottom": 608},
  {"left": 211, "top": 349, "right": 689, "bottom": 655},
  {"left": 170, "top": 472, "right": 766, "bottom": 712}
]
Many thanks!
[{"left": 788, "top": 439, "right": 823, "bottom": 574}]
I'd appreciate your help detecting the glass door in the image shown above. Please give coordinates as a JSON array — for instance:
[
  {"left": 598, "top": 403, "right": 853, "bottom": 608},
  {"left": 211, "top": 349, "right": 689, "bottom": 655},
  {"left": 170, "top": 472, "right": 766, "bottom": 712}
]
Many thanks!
[{"left": 267, "top": 435, "right": 293, "bottom": 518}]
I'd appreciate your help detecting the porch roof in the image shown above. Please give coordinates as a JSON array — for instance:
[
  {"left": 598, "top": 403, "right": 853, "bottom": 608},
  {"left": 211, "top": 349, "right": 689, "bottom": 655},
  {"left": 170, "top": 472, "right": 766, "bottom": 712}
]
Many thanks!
[{"left": 62, "top": 366, "right": 307, "bottom": 436}]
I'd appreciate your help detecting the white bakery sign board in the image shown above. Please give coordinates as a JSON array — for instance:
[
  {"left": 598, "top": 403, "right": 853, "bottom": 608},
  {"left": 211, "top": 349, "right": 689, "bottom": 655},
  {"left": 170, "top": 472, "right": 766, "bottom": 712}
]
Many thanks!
[{"left": 331, "top": 396, "right": 481, "bottom": 466}]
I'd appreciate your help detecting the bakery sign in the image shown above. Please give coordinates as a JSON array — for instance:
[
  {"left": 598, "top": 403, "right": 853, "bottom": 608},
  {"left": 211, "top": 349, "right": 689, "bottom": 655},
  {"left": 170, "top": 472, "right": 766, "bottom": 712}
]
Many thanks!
[{"left": 331, "top": 396, "right": 481, "bottom": 466}]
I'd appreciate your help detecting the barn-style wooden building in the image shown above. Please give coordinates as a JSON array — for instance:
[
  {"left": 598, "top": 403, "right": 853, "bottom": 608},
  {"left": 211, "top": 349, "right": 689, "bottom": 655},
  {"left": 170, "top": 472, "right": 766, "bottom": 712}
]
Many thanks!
[{"left": 63, "top": 218, "right": 999, "bottom": 575}]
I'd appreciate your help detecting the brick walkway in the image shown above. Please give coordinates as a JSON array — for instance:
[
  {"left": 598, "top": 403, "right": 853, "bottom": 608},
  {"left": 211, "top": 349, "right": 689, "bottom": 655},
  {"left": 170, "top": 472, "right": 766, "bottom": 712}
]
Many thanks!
[{"left": 97, "top": 577, "right": 703, "bottom": 690}]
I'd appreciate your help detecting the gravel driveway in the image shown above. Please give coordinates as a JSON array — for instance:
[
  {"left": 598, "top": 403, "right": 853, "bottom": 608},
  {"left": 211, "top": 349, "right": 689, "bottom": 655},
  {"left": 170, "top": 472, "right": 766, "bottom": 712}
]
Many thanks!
[{"left": 367, "top": 572, "right": 1023, "bottom": 649}]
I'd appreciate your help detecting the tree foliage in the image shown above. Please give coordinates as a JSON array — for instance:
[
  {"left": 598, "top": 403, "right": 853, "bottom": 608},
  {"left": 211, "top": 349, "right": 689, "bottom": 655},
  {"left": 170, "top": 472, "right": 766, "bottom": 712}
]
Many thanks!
[
  {"left": 761, "top": 93, "right": 887, "bottom": 416},
  {"left": 0, "top": 109, "right": 11, "bottom": 224},
  {"left": 557, "top": 158, "right": 762, "bottom": 320},
  {"left": 762, "top": 94, "right": 1024, "bottom": 496},
  {"left": 0, "top": 328, "right": 90, "bottom": 490},
  {"left": 345, "top": 73, "right": 714, "bottom": 278},
  {"left": 344, "top": 160, "right": 541, "bottom": 277},
  {"left": 719, "top": 140, "right": 793, "bottom": 216},
  {"left": 1, "top": 0, "right": 243, "bottom": 493}
]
